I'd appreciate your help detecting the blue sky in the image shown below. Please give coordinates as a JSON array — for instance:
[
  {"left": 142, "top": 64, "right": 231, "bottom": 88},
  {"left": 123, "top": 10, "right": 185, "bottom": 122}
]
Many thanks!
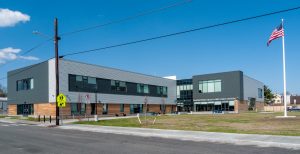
[{"left": 0, "top": 0, "right": 300, "bottom": 94}]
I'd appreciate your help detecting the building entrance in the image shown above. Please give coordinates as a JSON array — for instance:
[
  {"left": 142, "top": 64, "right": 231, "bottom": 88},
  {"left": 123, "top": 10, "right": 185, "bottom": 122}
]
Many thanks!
[{"left": 91, "top": 103, "right": 96, "bottom": 115}]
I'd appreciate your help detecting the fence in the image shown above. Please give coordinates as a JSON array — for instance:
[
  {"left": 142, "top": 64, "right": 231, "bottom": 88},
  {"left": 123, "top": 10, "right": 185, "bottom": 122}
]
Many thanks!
[{"left": 264, "top": 106, "right": 285, "bottom": 112}]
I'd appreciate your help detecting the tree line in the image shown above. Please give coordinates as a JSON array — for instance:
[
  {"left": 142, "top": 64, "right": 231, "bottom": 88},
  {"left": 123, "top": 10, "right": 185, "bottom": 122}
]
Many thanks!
[{"left": 0, "top": 84, "right": 7, "bottom": 97}]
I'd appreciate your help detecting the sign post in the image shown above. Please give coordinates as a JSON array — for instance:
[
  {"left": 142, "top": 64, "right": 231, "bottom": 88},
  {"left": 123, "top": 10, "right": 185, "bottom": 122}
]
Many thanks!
[{"left": 57, "top": 93, "right": 66, "bottom": 125}]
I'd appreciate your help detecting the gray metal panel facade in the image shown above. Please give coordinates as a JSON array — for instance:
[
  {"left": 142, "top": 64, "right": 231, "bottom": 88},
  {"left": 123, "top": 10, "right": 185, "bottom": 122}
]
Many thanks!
[
  {"left": 192, "top": 71, "right": 244, "bottom": 101},
  {"left": 243, "top": 75, "right": 264, "bottom": 102},
  {"left": 57, "top": 59, "right": 176, "bottom": 105},
  {"left": 7, "top": 61, "right": 49, "bottom": 104}
]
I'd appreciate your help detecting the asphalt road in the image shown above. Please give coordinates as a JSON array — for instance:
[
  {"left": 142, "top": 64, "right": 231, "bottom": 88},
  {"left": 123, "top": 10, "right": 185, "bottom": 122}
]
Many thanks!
[{"left": 0, "top": 121, "right": 299, "bottom": 154}]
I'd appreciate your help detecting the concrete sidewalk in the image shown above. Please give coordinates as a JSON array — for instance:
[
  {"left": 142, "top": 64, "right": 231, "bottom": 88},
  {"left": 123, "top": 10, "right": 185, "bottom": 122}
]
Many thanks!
[{"left": 59, "top": 124, "right": 300, "bottom": 150}]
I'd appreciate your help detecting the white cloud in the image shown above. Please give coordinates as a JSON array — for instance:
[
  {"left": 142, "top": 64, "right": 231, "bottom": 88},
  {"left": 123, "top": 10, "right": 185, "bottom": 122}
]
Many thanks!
[
  {"left": 19, "top": 56, "right": 39, "bottom": 61},
  {"left": 0, "top": 47, "right": 39, "bottom": 64},
  {"left": 0, "top": 8, "right": 30, "bottom": 27}
]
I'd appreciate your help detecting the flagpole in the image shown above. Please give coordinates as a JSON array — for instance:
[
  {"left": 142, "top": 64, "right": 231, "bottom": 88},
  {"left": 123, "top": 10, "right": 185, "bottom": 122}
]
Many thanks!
[{"left": 281, "top": 18, "right": 287, "bottom": 117}]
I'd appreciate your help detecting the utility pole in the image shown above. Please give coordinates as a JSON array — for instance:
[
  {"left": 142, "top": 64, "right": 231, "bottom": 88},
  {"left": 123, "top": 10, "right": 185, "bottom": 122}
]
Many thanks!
[{"left": 54, "top": 18, "right": 60, "bottom": 125}]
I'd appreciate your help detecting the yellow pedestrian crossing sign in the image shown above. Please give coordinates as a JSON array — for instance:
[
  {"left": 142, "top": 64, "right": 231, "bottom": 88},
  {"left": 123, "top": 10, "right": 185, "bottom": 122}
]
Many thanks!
[{"left": 57, "top": 93, "right": 66, "bottom": 107}]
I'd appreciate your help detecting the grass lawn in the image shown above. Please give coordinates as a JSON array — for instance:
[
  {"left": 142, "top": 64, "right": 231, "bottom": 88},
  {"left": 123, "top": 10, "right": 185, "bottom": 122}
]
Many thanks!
[
  {"left": 75, "top": 112, "right": 300, "bottom": 136},
  {"left": 0, "top": 115, "right": 6, "bottom": 118}
]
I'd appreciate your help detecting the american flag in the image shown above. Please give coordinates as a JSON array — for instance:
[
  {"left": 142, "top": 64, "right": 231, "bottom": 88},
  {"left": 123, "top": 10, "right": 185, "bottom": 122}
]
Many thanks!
[{"left": 267, "top": 23, "right": 284, "bottom": 46}]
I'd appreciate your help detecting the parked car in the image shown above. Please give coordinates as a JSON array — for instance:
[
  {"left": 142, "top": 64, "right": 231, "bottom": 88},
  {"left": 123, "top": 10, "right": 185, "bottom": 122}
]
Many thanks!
[{"left": 287, "top": 106, "right": 300, "bottom": 112}]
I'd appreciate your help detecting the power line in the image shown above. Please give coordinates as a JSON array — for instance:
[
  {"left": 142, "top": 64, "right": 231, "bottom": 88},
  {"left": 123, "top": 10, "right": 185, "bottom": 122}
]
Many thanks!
[
  {"left": 20, "top": 38, "right": 52, "bottom": 56},
  {"left": 1, "top": 0, "right": 190, "bottom": 69},
  {"left": 60, "top": 0, "right": 192, "bottom": 36},
  {"left": 61, "top": 6, "right": 300, "bottom": 57},
  {"left": 0, "top": 39, "right": 51, "bottom": 68},
  {"left": 0, "top": 58, "right": 52, "bottom": 81}
]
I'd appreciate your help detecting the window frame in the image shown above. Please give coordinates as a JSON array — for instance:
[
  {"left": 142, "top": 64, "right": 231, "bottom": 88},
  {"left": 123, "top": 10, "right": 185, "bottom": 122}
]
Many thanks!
[{"left": 199, "top": 79, "right": 222, "bottom": 93}]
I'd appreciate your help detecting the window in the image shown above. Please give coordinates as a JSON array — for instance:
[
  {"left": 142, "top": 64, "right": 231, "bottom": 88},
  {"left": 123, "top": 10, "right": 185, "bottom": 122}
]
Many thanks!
[
  {"left": 88, "top": 77, "right": 96, "bottom": 84},
  {"left": 103, "top": 104, "right": 108, "bottom": 114},
  {"left": 199, "top": 80, "right": 222, "bottom": 93},
  {"left": 69, "top": 74, "right": 97, "bottom": 92},
  {"left": 214, "top": 80, "right": 221, "bottom": 92},
  {"left": 68, "top": 74, "right": 168, "bottom": 97},
  {"left": 160, "top": 104, "right": 166, "bottom": 113},
  {"left": 17, "top": 104, "right": 34, "bottom": 115},
  {"left": 207, "top": 81, "right": 214, "bottom": 92},
  {"left": 120, "top": 104, "right": 124, "bottom": 112},
  {"left": 16, "top": 78, "right": 34, "bottom": 91},
  {"left": 163, "top": 87, "right": 167, "bottom": 95},
  {"left": 71, "top": 103, "right": 78, "bottom": 115},
  {"left": 176, "top": 86, "right": 180, "bottom": 98},
  {"left": 157, "top": 86, "right": 167, "bottom": 96},
  {"left": 130, "top": 104, "right": 143, "bottom": 114},
  {"left": 111, "top": 80, "right": 127, "bottom": 92},
  {"left": 137, "top": 84, "right": 149, "bottom": 94},
  {"left": 71, "top": 103, "right": 86, "bottom": 115},
  {"left": 76, "top": 75, "right": 82, "bottom": 81},
  {"left": 258, "top": 88, "right": 263, "bottom": 98},
  {"left": 179, "top": 85, "right": 183, "bottom": 91},
  {"left": 144, "top": 85, "right": 149, "bottom": 93}
]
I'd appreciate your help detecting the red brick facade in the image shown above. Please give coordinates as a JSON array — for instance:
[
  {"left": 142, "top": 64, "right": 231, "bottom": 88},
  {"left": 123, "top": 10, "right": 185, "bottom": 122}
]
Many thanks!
[{"left": 8, "top": 103, "right": 175, "bottom": 117}]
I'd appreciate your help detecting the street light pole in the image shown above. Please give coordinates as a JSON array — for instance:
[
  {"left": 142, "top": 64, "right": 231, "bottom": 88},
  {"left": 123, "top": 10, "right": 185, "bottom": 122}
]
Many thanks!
[{"left": 54, "top": 18, "right": 60, "bottom": 125}]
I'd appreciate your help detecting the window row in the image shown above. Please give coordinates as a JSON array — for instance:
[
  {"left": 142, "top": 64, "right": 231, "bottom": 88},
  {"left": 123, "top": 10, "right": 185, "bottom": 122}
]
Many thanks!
[
  {"left": 199, "top": 80, "right": 221, "bottom": 93},
  {"left": 176, "top": 84, "right": 193, "bottom": 98},
  {"left": 16, "top": 78, "right": 34, "bottom": 91},
  {"left": 69, "top": 74, "right": 168, "bottom": 97}
]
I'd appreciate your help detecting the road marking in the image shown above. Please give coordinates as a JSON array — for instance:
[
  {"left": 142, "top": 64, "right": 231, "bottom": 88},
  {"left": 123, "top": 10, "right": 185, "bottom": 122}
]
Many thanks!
[{"left": 0, "top": 122, "right": 30, "bottom": 127}]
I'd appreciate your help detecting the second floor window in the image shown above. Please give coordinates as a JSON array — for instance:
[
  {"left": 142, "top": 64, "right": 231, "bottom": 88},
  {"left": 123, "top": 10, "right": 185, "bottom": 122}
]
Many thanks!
[
  {"left": 137, "top": 84, "right": 149, "bottom": 94},
  {"left": 16, "top": 78, "right": 34, "bottom": 91},
  {"left": 69, "top": 74, "right": 97, "bottom": 92},
  {"left": 111, "top": 80, "right": 127, "bottom": 92},
  {"left": 157, "top": 86, "right": 168, "bottom": 95},
  {"left": 199, "top": 80, "right": 221, "bottom": 93}
]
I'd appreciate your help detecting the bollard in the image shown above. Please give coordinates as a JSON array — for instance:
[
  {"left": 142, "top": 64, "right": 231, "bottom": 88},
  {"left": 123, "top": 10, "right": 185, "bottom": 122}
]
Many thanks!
[
  {"left": 50, "top": 116, "right": 51, "bottom": 123},
  {"left": 38, "top": 115, "right": 40, "bottom": 122},
  {"left": 43, "top": 115, "right": 46, "bottom": 123}
]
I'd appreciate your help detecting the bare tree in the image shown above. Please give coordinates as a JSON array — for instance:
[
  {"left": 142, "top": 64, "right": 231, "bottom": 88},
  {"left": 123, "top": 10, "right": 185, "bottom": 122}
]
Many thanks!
[{"left": 0, "top": 84, "right": 7, "bottom": 97}]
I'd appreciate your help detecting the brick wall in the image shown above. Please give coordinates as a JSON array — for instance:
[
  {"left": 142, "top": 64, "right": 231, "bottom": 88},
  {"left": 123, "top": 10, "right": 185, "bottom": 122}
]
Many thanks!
[
  {"left": 86, "top": 104, "right": 91, "bottom": 116},
  {"left": 7, "top": 102, "right": 176, "bottom": 117},
  {"left": 165, "top": 105, "right": 175, "bottom": 113},
  {"left": 8, "top": 105, "right": 17, "bottom": 115},
  {"left": 255, "top": 102, "right": 264, "bottom": 111},
  {"left": 108, "top": 104, "right": 121, "bottom": 115},
  {"left": 148, "top": 104, "right": 160, "bottom": 113},
  {"left": 34, "top": 103, "right": 56, "bottom": 116},
  {"left": 96, "top": 103, "right": 103, "bottom": 115},
  {"left": 124, "top": 104, "right": 130, "bottom": 115},
  {"left": 235, "top": 100, "right": 249, "bottom": 113}
]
